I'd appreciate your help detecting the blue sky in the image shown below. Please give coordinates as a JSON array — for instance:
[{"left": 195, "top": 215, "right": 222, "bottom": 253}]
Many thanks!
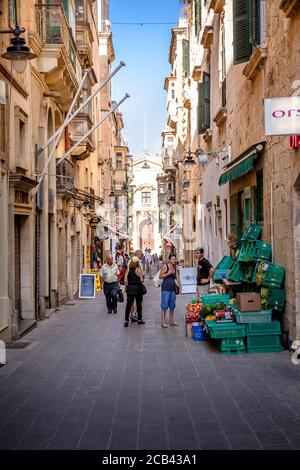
[{"left": 109, "top": 0, "right": 182, "bottom": 157}]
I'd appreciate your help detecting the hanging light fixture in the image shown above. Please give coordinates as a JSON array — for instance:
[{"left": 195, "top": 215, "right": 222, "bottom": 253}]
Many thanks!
[{"left": 1, "top": 1, "right": 36, "bottom": 73}]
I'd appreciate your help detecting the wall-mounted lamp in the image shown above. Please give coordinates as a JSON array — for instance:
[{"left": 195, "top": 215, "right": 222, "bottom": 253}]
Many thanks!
[{"left": 0, "top": 1, "right": 36, "bottom": 73}]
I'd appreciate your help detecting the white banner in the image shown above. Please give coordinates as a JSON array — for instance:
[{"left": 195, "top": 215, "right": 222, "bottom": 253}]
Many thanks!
[{"left": 265, "top": 97, "right": 300, "bottom": 136}]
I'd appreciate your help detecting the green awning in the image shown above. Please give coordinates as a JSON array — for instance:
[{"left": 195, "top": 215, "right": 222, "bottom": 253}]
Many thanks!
[{"left": 218, "top": 155, "right": 255, "bottom": 186}]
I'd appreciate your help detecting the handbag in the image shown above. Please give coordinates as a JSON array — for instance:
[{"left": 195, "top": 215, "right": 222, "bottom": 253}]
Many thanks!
[
  {"left": 141, "top": 284, "right": 147, "bottom": 296},
  {"left": 174, "top": 279, "right": 180, "bottom": 295},
  {"left": 117, "top": 288, "right": 124, "bottom": 303}
]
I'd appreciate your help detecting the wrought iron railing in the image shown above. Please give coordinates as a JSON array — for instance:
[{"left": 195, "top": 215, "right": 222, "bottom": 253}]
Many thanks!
[
  {"left": 36, "top": 4, "right": 81, "bottom": 77},
  {"left": 56, "top": 159, "right": 74, "bottom": 191}
]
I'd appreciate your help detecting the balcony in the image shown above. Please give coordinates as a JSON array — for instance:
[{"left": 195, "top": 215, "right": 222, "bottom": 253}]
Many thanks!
[
  {"left": 163, "top": 156, "right": 175, "bottom": 172},
  {"left": 75, "top": 2, "right": 94, "bottom": 67},
  {"left": 69, "top": 112, "right": 95, "bottom": 160},
  {"left": 56, "top": 159, "right": 74, "bottom": 199},
  {"left": 280, "top": 0, "right": 300, "bottom": 17},
  {"left": 208, "top": 0, "right": 225, "bottom": 13},
  {"left": 35, "top": 4, "right": 82, "bottom": 110},
  {"left": 200, "top": 25, "right": 214, "bottom": 49},
  {"left": 84, "top": 187, "right": 95, "bottom": 211},
  {"left": 242, "top": 46, "right": 268, "bottom": 80}
]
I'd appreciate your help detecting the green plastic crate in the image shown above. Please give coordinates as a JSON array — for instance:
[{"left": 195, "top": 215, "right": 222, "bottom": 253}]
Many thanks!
[
  {"left": 268, "top": 288, "right": 286, "bottom": 311},
  {"left": 246, "top": 321, "right": 281, "bottom": 336},
  {"left": 219, "top": 337, "right": 246, "bottom": 354},
  {"left": 253, "top": 261, "right": 285, "bottom": 288},
  {"left": 246, "top": 334, "right": 284, "bottom": 353},
  {"left": 215, "top": 256, "right": 235, "bottom": 270},
  {"left": 213, "top": 269, "right": 230, "bottom": 281},
  {"left": 238, "top": 240, "right": 271, "bottom": 263},
  {"left": 228, "top": 261, "right": 255, "bottom": 283},
  {"left": 201, "top": 294, "right": 231, "bottom": 306},
  {"left": 234, "top": 308, "right": 273, "bottom": 323},
  {"left": 241, "top": 223, "right": 262, "bottom": 241},
  {"left": 205, "top": 321, "right": 246, "bottom": 339}
]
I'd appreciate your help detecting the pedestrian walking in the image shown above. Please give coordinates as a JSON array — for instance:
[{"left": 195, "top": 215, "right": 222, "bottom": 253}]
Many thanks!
[
  {"left": 100, "top": 255, "right": 119, "bottom": 314},
  {"left": 116, "top": 251, "right": 124, "bottom": 269},
  {"left": 195, "top": 247, "right": 214, "bottom": 301},
  {"left": 124, "top": 257, "right": 146, "bottom": 327},
  {"left": 159, "top": 254, "right": 182, "bottom": 328}
]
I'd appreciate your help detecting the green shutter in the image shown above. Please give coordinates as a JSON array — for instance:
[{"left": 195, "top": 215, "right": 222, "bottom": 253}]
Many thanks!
[
  {"left": 250, "top": 0, "right": 261, "bottom": 46},
  {"left": 230, "top": 195, "right": 237, "bottom": 237},
  {"left": 182, "top": 39, "right": 190, "bottom": 76},
  {"left": 233, "top": 0, "right": 252, "bottom": 64},
  {"left": 203, "top": 72, "right": 211, "bottom": 130},
  {"left": 62, "top": 0, "right": 70, "bottom": 23},
  {"left": 195, "top": 0, "right": 202, "bottom": 36},
  {"left": 255, "top": 170, "right": 264, "bottom": 225},
  {"left": 198, "top": 82, "right": 204, "bottom": 134},
  {"left": 197, "top": 73, "right": 210, "bottom": 134}
]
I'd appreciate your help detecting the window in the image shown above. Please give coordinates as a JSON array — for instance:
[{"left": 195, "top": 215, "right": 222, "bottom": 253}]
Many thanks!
[
  {"left": 167, "top": 136, "right": 173, "bottom": 143},
  {"left": 233, "top": 0, "right": 266, "bottom": 65},
  {"left": 171, "top": 90, "right": 175, "bottom": 99},
  {"left": 182, "top": 39, "right": 190, "bottom": 76},
  {"left": 255, "top": 170, "right": 264, "bottom": 224},
  {"left": 224, "top": 199, "right": 228, "bottom": 238},
  {"left": 198, "top": 72, "right": 211, "bottom": 134},
  {"left": 142, "top": 192, "right": 151, "bottom": 205},
  {"left": 116, "top": 159, "right": 123, "bottom": 169},
  {"left": 75, "top": 0, "right": 84, "bottom": 21},
  {"left": 194, "top": 0, "right": 202, "bottom": 35},
  {"left": 15, "top": 107, "right": 28, "bottom": 170}
]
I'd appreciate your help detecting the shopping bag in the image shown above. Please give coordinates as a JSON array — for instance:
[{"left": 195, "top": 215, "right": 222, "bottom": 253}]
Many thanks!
[
  {"left": 153, "top": 271, "right": 162, "bottom": 288},
  {"left": 117, "top": 288, "right": 124, "bottom": 303}
]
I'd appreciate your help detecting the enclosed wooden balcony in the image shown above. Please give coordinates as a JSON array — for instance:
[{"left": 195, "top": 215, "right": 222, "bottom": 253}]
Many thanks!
[
  {"left": 75, "top": 0, "right": 94, "bottom": 68},
  {"left": 35, "top": 4, "right": 82, "bottom": 110},
  {"left": 69, "top": 112, "right": 95, "bottom": 160}
]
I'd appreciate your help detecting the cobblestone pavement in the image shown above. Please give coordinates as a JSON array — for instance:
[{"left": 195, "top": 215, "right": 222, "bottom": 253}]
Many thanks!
[{"left": 0, "top": 280, "right": 300, "bottom": 450}]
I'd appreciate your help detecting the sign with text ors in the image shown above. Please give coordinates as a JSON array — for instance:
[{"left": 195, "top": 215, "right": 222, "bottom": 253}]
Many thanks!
[{"left": 265, "top": 97, "right": 300, "bottom": 136}]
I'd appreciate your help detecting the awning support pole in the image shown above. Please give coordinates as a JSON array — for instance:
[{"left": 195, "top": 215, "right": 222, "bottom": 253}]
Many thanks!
[
  {"left": 33, "top": 69, "right": 89, "bottom": 196},
  {"left": 37, "top": 61, "right": 125, "bottom": 157},
  {"left": 56, "top": 94, "right": 130, "bottom": 167}
]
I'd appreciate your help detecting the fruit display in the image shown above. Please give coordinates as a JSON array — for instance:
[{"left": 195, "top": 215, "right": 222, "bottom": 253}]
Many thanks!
[{"left": 186, "top": 302, "right": 202, "bottom": 322}]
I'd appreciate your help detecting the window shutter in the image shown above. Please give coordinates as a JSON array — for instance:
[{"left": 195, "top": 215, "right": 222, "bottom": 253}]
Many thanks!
[
  {"left": 255, "top": 171, "right": 264, "bottom": 225},
  {"left": 182, "top": 39, "right": 190, "bottom": 76},
  {"left": 250, "top": 0, "right": 261, "bottom": 46},
  {"left": 203, "top": 72, "right": 211, "bottom": 130},
  {"left": 197, "top": 73, "right": 211, "bottom": 134},
  {"left": 230, "top": 195, "right": 237, "bottom": 237},
  {"left": 195, "top": 0, "right": 202, "bottom": 36},
  {"left": 233, "top": 0, "right": 252, "bottom": 64}
]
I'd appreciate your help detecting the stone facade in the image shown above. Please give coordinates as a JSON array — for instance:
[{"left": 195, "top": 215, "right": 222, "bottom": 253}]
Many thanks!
[{"left": 160, "top": 0, "right": 300, "bottom": 340}]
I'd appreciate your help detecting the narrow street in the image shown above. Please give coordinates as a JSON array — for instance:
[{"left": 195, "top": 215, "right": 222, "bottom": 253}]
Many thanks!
[{"left": 0, "top": 281, "right": 300, "bottom": 451}]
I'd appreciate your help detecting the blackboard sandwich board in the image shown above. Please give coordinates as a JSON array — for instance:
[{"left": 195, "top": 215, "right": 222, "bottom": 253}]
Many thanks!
[{"left": 79, "top": 274, "right": 96, "bottom": 299}]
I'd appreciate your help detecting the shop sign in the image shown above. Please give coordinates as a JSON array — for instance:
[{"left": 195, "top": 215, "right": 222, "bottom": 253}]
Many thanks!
[
  {"left": 289, "top": 135, "right": 300, "bottom": 150},
  {"left": 265, "top": 97, "right": 300, "bottom": 136},
  {"left": 89, "top": 216, "right": 100, "bottom": 228}
]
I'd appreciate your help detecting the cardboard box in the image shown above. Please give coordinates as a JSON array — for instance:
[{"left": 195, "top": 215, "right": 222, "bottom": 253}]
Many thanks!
[{"left": 237, "top": 293, "right": 261, "bottom": 312}]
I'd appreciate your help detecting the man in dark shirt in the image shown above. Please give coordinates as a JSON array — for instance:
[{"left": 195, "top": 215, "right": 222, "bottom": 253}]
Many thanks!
[{"left": 195, "top": 247, "right": 214, "bottom": 301}]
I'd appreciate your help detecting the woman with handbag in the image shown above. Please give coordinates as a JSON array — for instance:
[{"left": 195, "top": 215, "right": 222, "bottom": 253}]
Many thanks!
[
  {"left": 124, "top": 257, "right": 146, "bottom": 327},
  {"left": 159, "top": 254, "right": 182, "bottom": 328}
]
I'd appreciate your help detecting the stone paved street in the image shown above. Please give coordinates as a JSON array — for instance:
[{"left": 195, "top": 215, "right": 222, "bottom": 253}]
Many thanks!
[{"left": 1, "top": 281, "right": 300, "bottom": 450}]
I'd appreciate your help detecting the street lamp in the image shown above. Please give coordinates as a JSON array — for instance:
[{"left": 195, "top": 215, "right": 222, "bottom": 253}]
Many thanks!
[{"left": 0, "top": 1, "right": 36, "bottom": 73}]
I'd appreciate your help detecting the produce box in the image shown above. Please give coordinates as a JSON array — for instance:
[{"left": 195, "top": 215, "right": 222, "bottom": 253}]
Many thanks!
[
  {"left": 192, "top": 323, "right": 208, "bottom": 341},
  {"left": 219, "top": 337, "right": 246, "bottom": 354},
  {"left": 186, "top": 323, "right": 193, "bottom": 338},
  {"left": 246, "top": 334, "right": 283, "bottom": 353},
  {"left": 201, "top": 294, "right": 231, "bottom": 306},
  {"left": 205, "top": 321, "right": 246, "bottom": 339},
  {"left": 237, "top": 240, "right": 271, "bottom": 263},
  {"left": 215, "top": 256, "right": 235, "bottom": 271},
  {"left": 228, "top": 261, "right": 255, "bottom": 283},
  {"left": 253, "top": 261, "right": 285, "bottom": 289},
  {"left": 268, "top": 288, "right": 286, "bottom": 311},
  {"left": 234, "top": 308, "right": 273, "bottom": 323},
  {"left": 246, "top": 320, "right": 281, "bottom": 336},
  {"left": 241, "top": 223, "right": 262, "bottom": 241},
  {"left": 237, "top": 292, "right": 261, "bottom": 312},
  {"left": 213, "top": 269, "right": 230, "bottom": 281}
]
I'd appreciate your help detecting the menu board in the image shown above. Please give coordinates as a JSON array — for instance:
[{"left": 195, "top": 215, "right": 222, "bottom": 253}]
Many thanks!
[{"left": 79, "top": 274, "right": 96, "bottom": 299}]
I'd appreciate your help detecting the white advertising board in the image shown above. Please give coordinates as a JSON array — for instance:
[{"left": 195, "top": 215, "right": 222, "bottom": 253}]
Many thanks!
[
  {"left": 265, "top": 97, "right": 300, "bottom": 136},
  {"left": 179, "top": 268, "right": 197, "bottom": 294}
]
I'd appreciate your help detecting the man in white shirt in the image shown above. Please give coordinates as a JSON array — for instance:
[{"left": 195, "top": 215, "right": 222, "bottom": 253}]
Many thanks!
[{"left": 100, "top": 255, "right": 119, "bottom": 314}]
